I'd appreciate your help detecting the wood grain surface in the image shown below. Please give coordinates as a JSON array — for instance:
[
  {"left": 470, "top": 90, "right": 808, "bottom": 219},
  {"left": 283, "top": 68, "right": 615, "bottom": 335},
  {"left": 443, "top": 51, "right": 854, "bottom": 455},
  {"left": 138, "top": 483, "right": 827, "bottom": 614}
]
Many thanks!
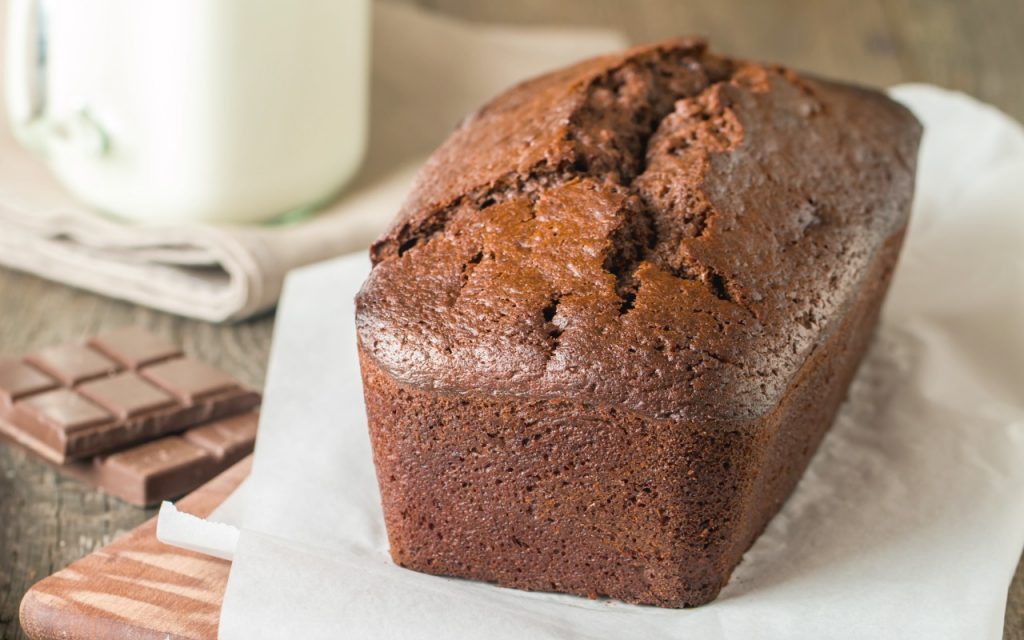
[
  {"left": 0, "top": 1, "right": 1021, "bottom": 638},
  {"left": 19, "top": 458, "right": 248, "bottom": 640}
]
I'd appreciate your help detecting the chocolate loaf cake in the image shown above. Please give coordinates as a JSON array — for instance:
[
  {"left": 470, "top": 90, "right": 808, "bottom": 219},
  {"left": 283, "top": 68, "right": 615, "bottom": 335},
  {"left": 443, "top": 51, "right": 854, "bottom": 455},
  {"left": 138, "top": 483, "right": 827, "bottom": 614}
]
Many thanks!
[{"left": 356, "top": 39, "right": 921, "bottom": 607}]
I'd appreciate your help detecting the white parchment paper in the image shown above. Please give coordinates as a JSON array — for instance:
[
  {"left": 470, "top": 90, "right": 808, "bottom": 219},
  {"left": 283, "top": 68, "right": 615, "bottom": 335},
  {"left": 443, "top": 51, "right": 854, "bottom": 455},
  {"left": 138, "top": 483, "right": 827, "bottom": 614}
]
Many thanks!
[{"left": 160, "top": 85, "right": 1024, "bottom": 639}]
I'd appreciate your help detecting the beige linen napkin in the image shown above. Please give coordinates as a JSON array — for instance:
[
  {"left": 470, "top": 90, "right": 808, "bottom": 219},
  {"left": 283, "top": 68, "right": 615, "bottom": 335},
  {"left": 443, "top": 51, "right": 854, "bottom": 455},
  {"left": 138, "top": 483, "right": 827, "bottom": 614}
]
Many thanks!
[{"left": 0, "top": 2, "right": 626, "bottom": 322}]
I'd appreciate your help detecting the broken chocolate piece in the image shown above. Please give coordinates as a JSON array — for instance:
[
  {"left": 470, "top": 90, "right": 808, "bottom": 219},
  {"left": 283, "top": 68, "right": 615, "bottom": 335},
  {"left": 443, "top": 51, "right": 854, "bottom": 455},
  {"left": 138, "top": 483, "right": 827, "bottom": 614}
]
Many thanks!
[
  {"left": 66, "top": 410, "right": 260, "bottom": 506},
  {"left": 0, "top": 327, "right": 260, "bottom": 463},
  {"left": 183, "top": 412, "right": 260, "bottom": 462}
]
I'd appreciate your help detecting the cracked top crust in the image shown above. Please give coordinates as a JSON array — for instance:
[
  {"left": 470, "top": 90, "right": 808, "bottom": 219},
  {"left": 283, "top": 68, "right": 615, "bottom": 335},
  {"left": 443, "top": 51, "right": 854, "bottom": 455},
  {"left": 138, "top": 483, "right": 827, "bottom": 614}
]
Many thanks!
[{"left": 355, "top": 39, "right": 922, "bottom": 422}]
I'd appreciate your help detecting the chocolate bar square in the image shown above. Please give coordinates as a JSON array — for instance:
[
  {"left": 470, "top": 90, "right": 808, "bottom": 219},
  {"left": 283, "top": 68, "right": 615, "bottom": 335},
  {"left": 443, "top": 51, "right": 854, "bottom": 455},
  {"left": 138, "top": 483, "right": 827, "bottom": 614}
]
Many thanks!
[
  {"left": 141, "top": 358, "right": 240, "bottom": 404},
  {"left": 0, "top": 359, "right": 57, "bottom": 404},
  {"left": 90, "top": 326, "right": 184, "bottom": 368},
  {"left": 26, "top": 344, "right": 120, "bottom": 385},
  {"left": 78, "top": 373, "right": 177, "bottom": 419}
]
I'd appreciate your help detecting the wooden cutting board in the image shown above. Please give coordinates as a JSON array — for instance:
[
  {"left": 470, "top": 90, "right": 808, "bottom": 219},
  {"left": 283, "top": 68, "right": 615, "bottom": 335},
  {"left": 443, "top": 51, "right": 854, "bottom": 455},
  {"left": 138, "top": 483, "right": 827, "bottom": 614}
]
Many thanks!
[{"left": 19, "top": 457, "right": 249, "bottom": 640}]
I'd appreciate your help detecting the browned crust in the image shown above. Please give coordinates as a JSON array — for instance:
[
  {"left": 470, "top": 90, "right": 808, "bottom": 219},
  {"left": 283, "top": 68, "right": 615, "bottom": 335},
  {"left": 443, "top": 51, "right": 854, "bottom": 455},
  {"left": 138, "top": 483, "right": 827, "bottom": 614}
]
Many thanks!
[
  {"left": 356, "top": 39, "right": 921, "bottom": 607},
  {"left": 356, "top": 40, "right": 921, "bottom": 422}
]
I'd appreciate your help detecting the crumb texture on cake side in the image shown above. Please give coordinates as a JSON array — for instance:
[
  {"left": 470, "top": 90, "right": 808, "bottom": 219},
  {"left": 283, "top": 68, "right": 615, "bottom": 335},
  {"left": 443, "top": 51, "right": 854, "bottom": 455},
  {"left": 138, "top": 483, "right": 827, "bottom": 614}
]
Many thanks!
[{"left": 355, "top": 39, "right": 922, "bottom": 607}]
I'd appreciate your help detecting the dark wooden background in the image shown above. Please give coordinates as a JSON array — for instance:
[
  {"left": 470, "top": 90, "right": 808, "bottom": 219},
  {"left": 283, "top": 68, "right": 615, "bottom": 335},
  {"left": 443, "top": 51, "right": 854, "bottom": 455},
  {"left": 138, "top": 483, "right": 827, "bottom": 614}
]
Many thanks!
[{"left": 1, "top": 0, "right": 1022, "bottom": 637}]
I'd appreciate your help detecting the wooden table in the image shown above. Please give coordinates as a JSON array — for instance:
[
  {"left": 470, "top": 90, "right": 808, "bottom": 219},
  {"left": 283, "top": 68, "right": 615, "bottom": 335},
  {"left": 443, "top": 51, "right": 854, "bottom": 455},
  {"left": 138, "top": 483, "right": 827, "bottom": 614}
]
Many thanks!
[{"left": 1, "top": 1, "right": 1021, "bottom": 638}]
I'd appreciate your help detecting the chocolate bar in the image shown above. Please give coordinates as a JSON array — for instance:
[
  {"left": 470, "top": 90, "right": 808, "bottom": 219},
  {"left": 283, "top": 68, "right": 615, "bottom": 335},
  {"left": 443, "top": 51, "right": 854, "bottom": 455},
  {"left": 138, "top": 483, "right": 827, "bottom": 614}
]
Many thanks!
[
  {"left": 0, "top": 326, "right": 260, "bottom": 463},
  {"left": 66, "top": 411, "right": 259, "bottom": 506}
]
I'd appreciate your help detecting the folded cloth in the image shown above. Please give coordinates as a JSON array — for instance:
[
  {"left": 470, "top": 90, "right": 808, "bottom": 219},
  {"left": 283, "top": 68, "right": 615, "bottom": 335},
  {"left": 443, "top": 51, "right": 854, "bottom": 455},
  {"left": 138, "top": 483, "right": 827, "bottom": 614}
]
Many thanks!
[
  {"left": 159, "top": 85, "right": 1024, "bottom": 639},
  {"left": 0, "top": 2, "right": 626, "bottom": 322}
]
